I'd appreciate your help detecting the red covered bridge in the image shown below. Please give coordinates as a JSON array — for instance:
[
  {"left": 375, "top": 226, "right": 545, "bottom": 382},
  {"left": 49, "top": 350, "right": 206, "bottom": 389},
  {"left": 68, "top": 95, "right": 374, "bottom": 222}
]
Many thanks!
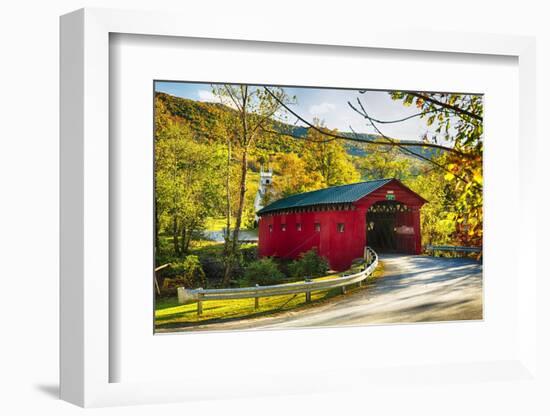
[{"left": 257, "top": 178, "right": 427, "bottom": 271}]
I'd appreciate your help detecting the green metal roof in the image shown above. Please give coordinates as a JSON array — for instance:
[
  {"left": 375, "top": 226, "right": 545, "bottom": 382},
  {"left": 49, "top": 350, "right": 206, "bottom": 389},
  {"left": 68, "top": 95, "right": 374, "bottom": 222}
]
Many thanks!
[{"left": 257, "top": 178, "right": 394, "bottom": 215}]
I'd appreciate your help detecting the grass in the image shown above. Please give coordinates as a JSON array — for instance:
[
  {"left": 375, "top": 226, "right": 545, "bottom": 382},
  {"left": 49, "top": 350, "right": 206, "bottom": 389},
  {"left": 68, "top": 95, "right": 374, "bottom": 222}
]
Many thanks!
[
  {"left": 186, "top": 240, "right": 257, "bottom": 257},
  {"left": 204, "top": 217, "right": 259, "bottom": 232},
  {"left": 157, "top": 238, "right": 256, "bottom": 261},
  {"left": 204, "top": 217, "right": 229, "bottom": 231},
  {"left": 155, "top": 261, "right": 384, "bottom": 330}
]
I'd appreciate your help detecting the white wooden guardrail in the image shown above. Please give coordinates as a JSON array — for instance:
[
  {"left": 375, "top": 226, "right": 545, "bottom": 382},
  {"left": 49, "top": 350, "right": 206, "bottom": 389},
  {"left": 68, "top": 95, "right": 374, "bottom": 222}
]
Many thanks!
[
  {"left": 426, "top": 245, "right": 482, "bottom": 254},
  {"left": 178, "top": 247, "right": 379, "bottom": 316}
]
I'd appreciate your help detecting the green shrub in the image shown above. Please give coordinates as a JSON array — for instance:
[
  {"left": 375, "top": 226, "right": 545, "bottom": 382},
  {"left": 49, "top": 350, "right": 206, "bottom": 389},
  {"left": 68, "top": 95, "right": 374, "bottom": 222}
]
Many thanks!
[
  {"left": 243, "top": 258, "right": 285, "bottom": 286},
  {"left": 181, "top": 255, "right": 206, "bottom": 286},
  {"left": 288, "top": 248, "right": 329, "bottom": 278},
  {"left": 240, "top": 244, "right": 259, "bottom": 264},
  {"left": 199, "top": 257, "right": 226, "bottom": 283},
  {"left": 160, "top": 255, "right": 206, "bottom": 295}
]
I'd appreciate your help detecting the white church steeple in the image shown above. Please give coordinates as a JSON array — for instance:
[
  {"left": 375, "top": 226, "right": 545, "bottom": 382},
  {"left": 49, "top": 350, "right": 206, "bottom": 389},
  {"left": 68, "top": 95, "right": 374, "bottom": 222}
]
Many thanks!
[{"left": 254, "top": 167, "right": 273, "bottom": 224}]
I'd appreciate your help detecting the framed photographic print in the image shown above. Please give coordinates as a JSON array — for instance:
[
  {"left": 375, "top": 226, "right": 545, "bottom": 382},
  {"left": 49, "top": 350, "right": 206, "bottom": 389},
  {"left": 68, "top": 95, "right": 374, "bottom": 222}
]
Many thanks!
[{"left": 60, "top": 7, "right": 540, "bottom": 409}]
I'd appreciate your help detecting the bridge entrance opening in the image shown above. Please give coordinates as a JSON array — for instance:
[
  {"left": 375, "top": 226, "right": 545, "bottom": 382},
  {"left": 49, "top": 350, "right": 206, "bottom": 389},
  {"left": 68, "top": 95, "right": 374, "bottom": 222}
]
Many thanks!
[{"left": 367, "top": 201, "right": 416, "bottom": 254}]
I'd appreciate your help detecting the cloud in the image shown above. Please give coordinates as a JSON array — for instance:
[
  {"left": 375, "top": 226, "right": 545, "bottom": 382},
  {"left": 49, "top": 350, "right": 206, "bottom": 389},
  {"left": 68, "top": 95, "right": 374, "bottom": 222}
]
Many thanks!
[
  {"left": 197, "top": 89, "right": 218, "bottom": 102},
  {"left": 309, "top": 102, "right": 336, "bottom": 116},
  {"left": 197, "top": 89, "right": 240, "bottom": 109}
]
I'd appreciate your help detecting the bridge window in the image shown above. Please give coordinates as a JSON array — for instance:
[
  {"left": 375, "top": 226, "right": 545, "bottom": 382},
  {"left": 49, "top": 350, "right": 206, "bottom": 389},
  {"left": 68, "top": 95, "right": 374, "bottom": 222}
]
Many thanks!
[
  {"left": 314, "top": 222, "right": 321, "bottom": 232},
  {"left": 296, "top": 223, "right": 302, "bottom": 231},
  {"left": 269, "top": 224, "right": 273, "bottom": 233},
  {"left": 337, "top": 223, "right": 345, "bottom": 233},
  {"left": 281, "top": 224, "right": 286, "bottom": 231}
]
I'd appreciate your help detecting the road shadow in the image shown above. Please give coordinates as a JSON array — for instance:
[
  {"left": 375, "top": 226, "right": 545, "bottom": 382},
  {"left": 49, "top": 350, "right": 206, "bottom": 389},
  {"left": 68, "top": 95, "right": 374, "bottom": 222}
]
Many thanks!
[{"left": 371, "top": 255, "right": 482, "bottom": 297}]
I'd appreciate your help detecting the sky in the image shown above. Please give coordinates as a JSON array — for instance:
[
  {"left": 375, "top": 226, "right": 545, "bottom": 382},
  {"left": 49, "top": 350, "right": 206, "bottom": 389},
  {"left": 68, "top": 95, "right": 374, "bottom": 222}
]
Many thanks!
[{"left": 155, "top": 81, "right": 444, "bottom": 142}]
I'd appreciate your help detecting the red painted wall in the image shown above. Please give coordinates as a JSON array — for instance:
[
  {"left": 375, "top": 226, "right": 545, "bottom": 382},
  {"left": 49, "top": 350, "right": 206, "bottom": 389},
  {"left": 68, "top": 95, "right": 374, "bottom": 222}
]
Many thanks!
[
  {"left": 258, "top": 208, "right": 365, "bottom": 271},
  {"left": 258, "top": 180, "right": 426, "bottom": 271}
]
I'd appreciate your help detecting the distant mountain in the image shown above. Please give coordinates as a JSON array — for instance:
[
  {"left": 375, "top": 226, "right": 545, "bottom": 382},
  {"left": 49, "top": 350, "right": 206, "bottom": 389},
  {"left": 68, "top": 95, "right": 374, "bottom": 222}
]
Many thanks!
[
  {"left": 156, "top": 92, "right": 441, "bottom": 161},
  {"left": 341, "top": 135, "right": 442, "bottom": 160}
]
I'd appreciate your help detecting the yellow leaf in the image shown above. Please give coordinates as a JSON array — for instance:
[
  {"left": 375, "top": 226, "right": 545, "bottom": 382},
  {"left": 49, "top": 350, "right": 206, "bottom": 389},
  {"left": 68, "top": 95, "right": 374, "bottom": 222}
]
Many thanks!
[
  {"left": 473, "top": 172, "right": 483, "bottom": 185},
  {"left": 444, "top": 172, "right": 455, "bottom": 181}
]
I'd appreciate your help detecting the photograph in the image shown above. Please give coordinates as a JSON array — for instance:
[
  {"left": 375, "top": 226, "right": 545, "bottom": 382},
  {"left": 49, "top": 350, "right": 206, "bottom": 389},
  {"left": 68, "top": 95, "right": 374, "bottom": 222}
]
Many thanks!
[{"left": 153, "top": 81, "right": 483, "bottom": 333}]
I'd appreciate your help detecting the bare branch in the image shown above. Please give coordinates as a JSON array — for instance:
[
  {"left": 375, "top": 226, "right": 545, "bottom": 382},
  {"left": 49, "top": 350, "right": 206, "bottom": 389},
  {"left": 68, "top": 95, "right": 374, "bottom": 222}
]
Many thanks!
[
  {"left": 366, "top": 109, "right": 441, "bottom": 124},
  {"left": 223, "top": 85, "right": 243, "bottom": 112},
  {"left": 263, "top": 87, "right": 462, "bottom": 155},
  {"left": 259, "top": 125, "right": 338, "bottom": 144},
  {"left": 349, "top": 100, "right": 445, "bottom": 168},
  {"left": 349, "top": 99, "right": 474, "bottom": 186},
  {"left": 250, "top": 106, "right": 283, "bottom": 138},
  {"left": 348, "top": 125, "right": 393, "bottom": 154}
]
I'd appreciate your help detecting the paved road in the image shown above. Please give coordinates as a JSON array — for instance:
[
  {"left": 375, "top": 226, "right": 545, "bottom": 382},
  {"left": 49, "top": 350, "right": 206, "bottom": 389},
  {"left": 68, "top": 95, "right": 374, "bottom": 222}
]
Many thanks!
[{"left": 166, "top": 255, "right": 483, "bottom": 332}]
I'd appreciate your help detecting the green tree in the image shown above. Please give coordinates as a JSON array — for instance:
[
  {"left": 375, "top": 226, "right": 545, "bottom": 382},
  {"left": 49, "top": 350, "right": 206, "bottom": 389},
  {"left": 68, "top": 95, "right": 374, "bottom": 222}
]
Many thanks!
[
  {"left": 404, "top": 163, "right": 457, "bottom": 247},
  {"left": 355, "top": 144, "right": 419, "bottom": 181},
  {"left": 213, "top": 85, "right": 290, "bottom": 284},
  {"left": 390, "top": 92, "right": 483, "bottom": 247},
  {"left": 268, "top": 153, "right": 325, "bottom": 200},
  {"left": 155, "top": 116, "right": 225, "bottom": 256},
  {"left": 302, "top": 120, "right": 360, "bottom": 186}
]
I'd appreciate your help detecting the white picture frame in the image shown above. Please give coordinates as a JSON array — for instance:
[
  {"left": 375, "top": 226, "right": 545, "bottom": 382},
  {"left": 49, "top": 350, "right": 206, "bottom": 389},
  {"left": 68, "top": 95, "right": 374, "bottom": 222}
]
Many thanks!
[{"left": 60, "top": 7, "right": 540, "bottom": 408}]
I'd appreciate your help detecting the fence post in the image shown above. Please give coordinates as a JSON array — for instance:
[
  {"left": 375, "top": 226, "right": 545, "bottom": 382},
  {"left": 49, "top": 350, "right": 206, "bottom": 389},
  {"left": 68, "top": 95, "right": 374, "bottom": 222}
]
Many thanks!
[
  {"left": 305, "top": 278, "right": 312, "bottom": 303},
  {"left": 197, "top": 289, "right": 203, "bottom": 316},
  {"left": 341, "top": 275, "right": 347, "bottom": 294},
  {"left": 254, "top": 284, "right": 260, "bottom": 309}
]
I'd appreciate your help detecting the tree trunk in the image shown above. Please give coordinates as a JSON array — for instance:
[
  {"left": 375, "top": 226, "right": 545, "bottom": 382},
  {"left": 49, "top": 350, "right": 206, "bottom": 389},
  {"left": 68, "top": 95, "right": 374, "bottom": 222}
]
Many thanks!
[
  {"left": 232, "top": 149, "right": 249, "bottom": 248},
  {"left": 223, "top": 148, "right": 248, "bottom": 285},
  {"left": 222, "top": 140, "right": 233, "bottom": 283},
  {"left": 183, "top": 222, "right": 195, "bottom": 253},
  {"left": 154, "top": 200, "right": 160, "bottom": 266},
  {"left": 181, "top": 226, "right": 187, "bottom": 254},
  {"left": 225, "top": 139, "right": 232, "bottom": 242},
  {"left": 223, "top": 90, "right": 249, "bottom": 285},
  {"left": 172, "top": 215, "right": 180, "bottom": 256},
  {"left": 185, "top": 233, "right": 192, "bottom": 253}
]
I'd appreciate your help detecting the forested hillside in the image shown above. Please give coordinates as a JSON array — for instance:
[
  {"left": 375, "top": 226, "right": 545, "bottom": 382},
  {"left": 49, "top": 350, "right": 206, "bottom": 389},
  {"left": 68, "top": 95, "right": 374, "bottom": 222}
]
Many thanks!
[{"left": 157, "top": 92, "right": 439, "bottom": 160}]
